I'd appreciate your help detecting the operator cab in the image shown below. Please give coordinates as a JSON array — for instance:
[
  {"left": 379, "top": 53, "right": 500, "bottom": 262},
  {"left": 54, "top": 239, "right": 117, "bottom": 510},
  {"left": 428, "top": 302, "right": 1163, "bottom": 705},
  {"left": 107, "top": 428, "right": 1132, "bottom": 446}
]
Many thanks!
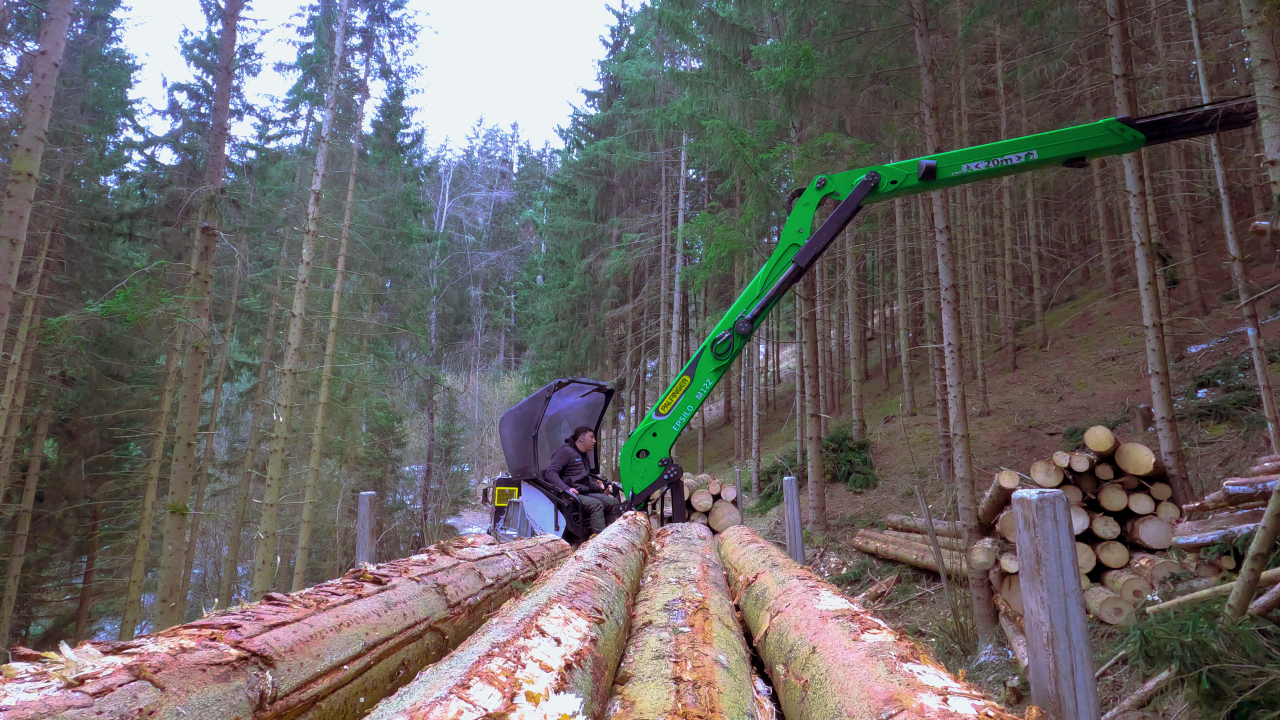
[{"left": 482, "top": 378, "right": 619, "bottom": 545}]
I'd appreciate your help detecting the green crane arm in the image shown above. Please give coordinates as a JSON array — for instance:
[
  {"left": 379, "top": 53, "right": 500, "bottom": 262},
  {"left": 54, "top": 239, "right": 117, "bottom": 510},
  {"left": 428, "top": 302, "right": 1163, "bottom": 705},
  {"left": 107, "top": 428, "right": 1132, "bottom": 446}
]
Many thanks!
[{"left": 616, "top": 96, "right": 1256, "bottom": 517}]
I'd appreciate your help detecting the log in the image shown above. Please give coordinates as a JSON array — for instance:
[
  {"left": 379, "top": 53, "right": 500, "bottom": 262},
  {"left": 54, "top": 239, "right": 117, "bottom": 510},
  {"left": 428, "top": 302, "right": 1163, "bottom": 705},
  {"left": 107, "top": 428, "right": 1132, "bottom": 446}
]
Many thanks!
[
  {"left": 1100, "top": 668, "right": 1175, "bottom": 720},
  {"left": 1070, "top": 504, "right": 1091, "bottom": 535},
  {"left": 855, "top": 573, "right": 902, "bottom": 605},
  {"left": 1184, "top": 499, "right": 1269, "bottom": 516},
  {"left": 996, "top": 508, "right": 1018, "bottom": 542},
  {"left": 1090, "top": 512, "right": 1122, "bottom": 540},
  {"left": 884, "top": 513, "right": 964, "bottom": 539},
  {"left": 720, "top": 483, "right": 738, "bottom": 503},
  {"left": 1084, "top": 425, "right": 1119, "bottom": 454},
  {"left": 1030, "top": 459, "right": 1065, "bottom": 487},
  {"left": 1052, "top": 451, "right": 1073, "bottom": 468},
  {"left": 999, "top": 552, "right": 1020, "bottom": 574},
  {"left": 1094, "top": 541, "right": 1130, "bottom": 569},
  {"left": 605, "top": 524, "right": 754, "bottom": 720},
  {"left": 708, "top": 498, "right": 743, "bottom": 532},
  {"left": 1215, "top": 554, "right": 1237, "bottom": 571},
  {"left": 1173, "top": 524, "right": 1259, "bottom": 549},
  {"left": 1127, "top": 492, "right": 1156, "bottom": 515},
  {"left": 1077, "top": 542, "right": 1098, "bottom": 574},
  {"left": 689, "top": 511, "right": 709, "bottom": 525},
  {"left": 1257, "top": 453, "right": 1280, "bottom": 464},
  {"left": 690, "top": 488, "right": 715, "bottom": 512},
  {"left": 363, "top": 513, "right": 650, "bottom": 720},
  {"left": 718, "top": 526, "right": 1016, "bottom": 720},
  {"left": 1084, "top": 586, "right": 1135, "bottom": 625},
  {"left": 849, "top": 530, "right": 968, "bottom": 579},
  {"left": 1093, "top": 464, "right": 1116, "bottom": 482},
  {"left": 1248, "top": 460, "right": 1280, "bottom": 477},
  {"left": 884, "top": 530, "right": 966, "bottom": 552},
  {"left": 1249, "top": 580, "right": 1280, "bottom": 616},
  {"left": 1069, "top": 452, "right": 1096, "bottom": 473},
  {"left": 1125, "top": 516, "right": 1174, "bottom": 550},
  {"left": 1155, "top": 501, "right": 1180, "bottom": 522},
  {"left": 1180, "top": 553, "right": 1223, "bottom": 578},
  {"left": 0, "top": 534, "right": 572, "bottom": 720},
  {"left": 1076, "top": 472, "right": 1101, "bottom": 493},
  {"left": 991, "top": 568, "right": 1024, "bottom": 616},
  {"left": 1062, "top": 484, "right": 1084, "bottom": 505},
  {"left": 1147, "top": 481, "right": 1172, "bottom": 501},
  {"left": 1187, "top": 479, "right": 1276, "bottom": 513},
  {"left": 998, "top": 611, "right": 1030, "bottom": 673},
  {"left": 1101, "top": 570, "right": 1153, "bottom": 604},
  {"left": 707, "top": 478, "right": 722, "bottom": 496},
  {"left": 695, "top": 472, "right": 715, "bottom": 487},
  {"left": 1146, "top": 567, "right": 1280, "bottom": 614},
  {"left": 979, "top": 469, "right": 1022, "bottom": 524},
  {"left": 1119, "top": 474, "right": 1143, "bottom": 490},
  {"left": 1129, "top": 553, "right": 1181, "bottom": 585},
  {"left": 968, "top": 536, "right": 1002, "bottom": 571},
  {"left": 1098, "top": 483, "right": 1129, "bottom": 512},
  {"left": 1174, "top": 506, "right": 1266, "bottom": 536},
  {"left": 1115, "top": 443, "right": 1161, "bottom": 477}
]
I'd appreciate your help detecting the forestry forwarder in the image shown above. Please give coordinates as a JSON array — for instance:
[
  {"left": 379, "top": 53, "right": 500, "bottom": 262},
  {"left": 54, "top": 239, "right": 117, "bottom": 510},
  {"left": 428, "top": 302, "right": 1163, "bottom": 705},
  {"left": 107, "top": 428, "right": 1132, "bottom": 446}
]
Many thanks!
[{"left": 487, "top": 96, "right": 1258, "bottom": 544}]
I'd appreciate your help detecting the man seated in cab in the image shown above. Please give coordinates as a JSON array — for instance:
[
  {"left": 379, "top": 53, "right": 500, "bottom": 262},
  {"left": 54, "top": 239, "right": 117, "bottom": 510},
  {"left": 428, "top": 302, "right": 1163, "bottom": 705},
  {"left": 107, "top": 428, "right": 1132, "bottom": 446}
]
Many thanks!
[{"left": 544, "top": 426, "right": 621, "bottom": 535}]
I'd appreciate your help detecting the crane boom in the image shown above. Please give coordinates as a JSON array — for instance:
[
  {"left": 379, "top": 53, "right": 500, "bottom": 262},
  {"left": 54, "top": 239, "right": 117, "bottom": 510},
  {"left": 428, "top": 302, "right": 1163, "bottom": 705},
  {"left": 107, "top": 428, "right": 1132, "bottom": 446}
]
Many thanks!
[{"left": 617, "top": 96, "right": 1257, "bottom": 517}]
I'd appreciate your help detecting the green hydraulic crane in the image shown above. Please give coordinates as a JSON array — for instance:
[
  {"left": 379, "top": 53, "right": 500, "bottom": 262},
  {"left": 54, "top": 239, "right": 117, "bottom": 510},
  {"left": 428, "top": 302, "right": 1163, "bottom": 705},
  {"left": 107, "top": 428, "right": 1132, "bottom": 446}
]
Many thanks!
[{"left": 616, "top": 96, "right": 1258, "bottom": 520}]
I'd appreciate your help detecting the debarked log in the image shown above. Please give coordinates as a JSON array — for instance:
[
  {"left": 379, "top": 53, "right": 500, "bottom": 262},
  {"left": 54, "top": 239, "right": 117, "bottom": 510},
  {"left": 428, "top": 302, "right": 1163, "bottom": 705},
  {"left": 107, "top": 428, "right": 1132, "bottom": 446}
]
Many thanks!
[
  {"left": 606, "top": 523, "right": 757, "bottom": 720},
  {"left": 885, "top": 513, "right": 965, "bottom": 539},
  {"left": 363, "top": 511, "right": 650, "bottom": 720},
  {"left": 849, "top": 530, "right": 969, "bottom": 580},
  {"left": 0, "top": 534, "right": 572, "bottom": 720},
  {"left": 717, "top": 526, "right": 1019, "bottom": 720}
]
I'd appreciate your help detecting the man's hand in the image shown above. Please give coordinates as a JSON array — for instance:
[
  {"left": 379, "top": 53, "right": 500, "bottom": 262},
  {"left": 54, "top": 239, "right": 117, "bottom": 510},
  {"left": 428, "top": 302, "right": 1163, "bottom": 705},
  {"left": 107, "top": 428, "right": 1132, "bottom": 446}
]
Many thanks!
[{"left": 567, "top": 488, "right": 579, "bottom": 496}]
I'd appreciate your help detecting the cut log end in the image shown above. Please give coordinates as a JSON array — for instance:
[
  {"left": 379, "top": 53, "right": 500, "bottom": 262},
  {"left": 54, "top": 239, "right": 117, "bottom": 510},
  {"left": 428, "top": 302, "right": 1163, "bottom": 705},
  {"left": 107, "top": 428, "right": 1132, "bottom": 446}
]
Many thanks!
[
  {"left": 1116, "top": 442, "right": 1160, "bottom": 477},
  {"left": 1030, "top": 459, "right": 1065, "bottom": 488},
  {"left": 1084, "top": 425, "right": 1119, "bottom": 454},
  {"left": 1085, "top": 586, "right": 1135, "bottom": 625}
]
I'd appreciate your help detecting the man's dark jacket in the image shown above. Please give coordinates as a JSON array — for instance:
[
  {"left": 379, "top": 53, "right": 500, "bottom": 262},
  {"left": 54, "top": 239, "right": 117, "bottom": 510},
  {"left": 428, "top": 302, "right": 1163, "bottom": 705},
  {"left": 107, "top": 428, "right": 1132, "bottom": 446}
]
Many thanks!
[{"left": 544, "top": 441, "right": 604, "bottom": 494}]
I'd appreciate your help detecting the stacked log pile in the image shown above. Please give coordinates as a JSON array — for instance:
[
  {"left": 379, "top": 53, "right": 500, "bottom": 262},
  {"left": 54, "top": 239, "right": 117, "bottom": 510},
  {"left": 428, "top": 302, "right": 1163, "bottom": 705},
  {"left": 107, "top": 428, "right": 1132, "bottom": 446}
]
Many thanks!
[
  {"left": 853, "top": 426, "right": 1188, "bottom": 631},
  {"left": 1176, "top": 453, "right": 1277, "bottom": 555},
  {"left": 666, "top": 471, "right": 743, "bottom": 532},
  {"left": 0, "top": 534, "right": 572, "bottom": 720}
]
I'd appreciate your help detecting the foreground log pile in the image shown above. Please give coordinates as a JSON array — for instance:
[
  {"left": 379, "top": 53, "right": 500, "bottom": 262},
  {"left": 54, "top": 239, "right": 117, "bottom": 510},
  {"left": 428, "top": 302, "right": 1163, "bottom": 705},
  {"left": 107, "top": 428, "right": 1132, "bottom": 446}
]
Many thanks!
[
  {"left": 0, "top": 534, "right": 572, "bottom": 720},
  {"left": 8, "top": 513, "right": 1037, "bottom": 719},
  {"left": 662, "top": 471, "right": 744, "bottom": 532}
]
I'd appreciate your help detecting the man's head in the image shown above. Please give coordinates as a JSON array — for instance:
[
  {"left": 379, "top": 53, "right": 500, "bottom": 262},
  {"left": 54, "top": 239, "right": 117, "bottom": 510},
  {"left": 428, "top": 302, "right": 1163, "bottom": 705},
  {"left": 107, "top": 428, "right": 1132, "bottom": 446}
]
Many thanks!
[{"left": 571, "top": 425, "right": 596, "bottom": 453}]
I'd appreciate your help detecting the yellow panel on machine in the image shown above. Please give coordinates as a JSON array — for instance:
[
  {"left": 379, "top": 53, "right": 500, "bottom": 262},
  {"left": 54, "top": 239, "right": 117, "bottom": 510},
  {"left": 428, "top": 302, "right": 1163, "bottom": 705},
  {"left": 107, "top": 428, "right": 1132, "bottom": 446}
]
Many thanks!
[{"left": 493, "top": 485, "right": 519, "bottom": 507}]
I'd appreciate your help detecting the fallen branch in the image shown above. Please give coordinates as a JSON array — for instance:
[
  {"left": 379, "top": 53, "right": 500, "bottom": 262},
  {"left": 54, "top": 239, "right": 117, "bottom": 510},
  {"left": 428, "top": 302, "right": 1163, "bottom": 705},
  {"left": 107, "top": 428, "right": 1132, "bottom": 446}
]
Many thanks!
[{"left": 1100, "top": 667, "right": 1175, "bottom": 720}]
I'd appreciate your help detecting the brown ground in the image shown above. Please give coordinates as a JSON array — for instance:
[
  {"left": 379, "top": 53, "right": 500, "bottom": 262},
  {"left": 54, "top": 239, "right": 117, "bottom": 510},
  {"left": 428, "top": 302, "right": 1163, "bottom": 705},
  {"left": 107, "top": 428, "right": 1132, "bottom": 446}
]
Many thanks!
[{"left": 676, "top": 247, "right": 1280, "bottom": 713}]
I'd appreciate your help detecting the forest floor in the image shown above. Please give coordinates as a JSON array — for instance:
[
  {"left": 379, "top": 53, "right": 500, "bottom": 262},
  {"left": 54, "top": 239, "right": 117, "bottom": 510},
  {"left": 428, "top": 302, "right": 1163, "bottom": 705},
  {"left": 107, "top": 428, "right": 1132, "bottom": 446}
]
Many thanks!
[{"left": 676, "top": 251, "right": 1280, "bottom": 714}]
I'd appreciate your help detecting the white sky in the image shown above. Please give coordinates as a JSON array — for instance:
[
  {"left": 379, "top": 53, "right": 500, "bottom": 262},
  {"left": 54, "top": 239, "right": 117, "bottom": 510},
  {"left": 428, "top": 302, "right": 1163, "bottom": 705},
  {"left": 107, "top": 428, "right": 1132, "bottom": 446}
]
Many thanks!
[{"left": 119, "top": 0, "right": 618, "bottom": 150}]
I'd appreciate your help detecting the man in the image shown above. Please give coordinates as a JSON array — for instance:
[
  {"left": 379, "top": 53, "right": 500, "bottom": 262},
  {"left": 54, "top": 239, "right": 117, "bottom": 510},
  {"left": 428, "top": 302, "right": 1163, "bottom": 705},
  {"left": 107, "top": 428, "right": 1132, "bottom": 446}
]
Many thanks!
[{"left": 544, "top": 426, "right": 621, "bottom": 536}]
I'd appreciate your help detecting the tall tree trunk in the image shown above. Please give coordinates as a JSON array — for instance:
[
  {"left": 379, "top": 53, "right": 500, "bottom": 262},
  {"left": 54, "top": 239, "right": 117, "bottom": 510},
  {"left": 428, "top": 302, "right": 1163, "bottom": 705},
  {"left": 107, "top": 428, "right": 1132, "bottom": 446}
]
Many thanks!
[
  {"left": 670, "top": 135, "right": 687, "bottom": 381},
  {"left": 957, "top": 97, "right": 990, "bottom": 415},
  {"left": 659, "top": 149, "right": 669, "bottom": 390},
  {"left": 1107, "top": 0, "right": 1192, "bottom": 504},
  {"left": 0, "top": 219, "right": 53, "bottom": 503},
  {"left": 0, "top": 390, "right": 53, "bottom": 645},
  {"left": 293, "top": 52, "right": 370, "bottom": 593},
  {"left": 218, "top": 236, "right": 288, "bottom": 609},
  {"left": 795, "top": 292, "right": 805, "bottom": 464},
  {"left": 120, "top": 323, "right": 186, "bottom": 640},
  {"left": 251, "top": 0, "right": 351, "bottom": 601},
  {"left": 922, "top": 197, "right": 954, "bottom": 487},
  {"left": 74, "top": 501, "right": 101, "bottom": 641},
  {"left": 1021, "top": 114, "right": 1048, "bottom": 350},
  {"left": 847, "top": 227, "right": 867, "bottom": 436},
  {"left": 996, "top": 35, "right": 1019, "bottom": 373},
  {"left": 0, "top": 0, "right": 73, "bottom": 336},
  {"left": 1093, "top": 159, "right": 1120, "bottom": 295},
  {"left": 177, "top": 252, "right": 244, "bottom": 616},
  {"left": 911, "top": 0, "right": 997, "bottom": 643},
  {"left": 751, "top": 332, "right": 760, "bottom": 493},
  {"left": 155, "top": 0, "right": 246, "bottom": 630},
  {"left": 1238, "top": 0, "right": 1280, "bottom": 199},
  {"left": 1166, "top": 144, "right": 1209, "bottom": 316},
  {"left": 802, "top": 274, "right": 826, "bottom": 532}
]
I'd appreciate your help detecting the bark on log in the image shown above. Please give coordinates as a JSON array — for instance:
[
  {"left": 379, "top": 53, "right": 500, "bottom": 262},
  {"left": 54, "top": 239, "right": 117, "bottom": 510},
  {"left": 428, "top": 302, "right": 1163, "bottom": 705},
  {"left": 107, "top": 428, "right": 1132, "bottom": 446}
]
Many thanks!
[
  {"left": 364, "top": 512, "right": 650, "bottom": 720},
  {"left": 1129, "top": 553, "right": 1181, "bottom": 585},
  {"left": 1084, "top": 425, "right": 1119, "bottom": 454},
  {"left": 968, "top": 537, "right": 1002, "bottom": 571},
  {"left": 1172, "top": 524, "right": 1260, "bottom": 549},
  {"left": 885, "top": 513, "right": 964, "bottom": 539},
  {"left": 718, "top": 526, "right": 1018, "bottom": 720},
  {"left": 708, "top": 498, "right": 743, "bottom": 532},
  {"left": 0, "top": 534, "right": 571, "bottom": 720},
  {"left": 1030, "top": 460, "right": 1065, "bottom": 487},
  {"left": 1249, "top": 581, "right": 1280, "bottom": 616},
  {"left": 998, "top": 611, "right": 1029, "bottom": 673},
  {"left": 1124, "top": 516, "right": 1174, "bottom": 550},
  {"left": 1115, "top": 443, "right": 1161, "bottom": 477},
  {"left": 849, "top": 530, "right": 968, "bottom": 579},
  {"left": 1174, "top": 507, "right": 1266, "bottom": 536},
  {"left": 1084, "top": 586, "right": 1135, "bottom": 625},
  {"left": 978, "top": 470, "right": 1021, "bottom": 525},
  {"left": 605, "top": 524, "right": 755, "bottom": 720},
  {"left": 1100, "top": 668, "right": 1174, "bottom": 720},
  {"left": 1146, "top": 567, "right": 1280, "bottom": 614},
  {"left": 1248, "top": 460, "right": 1280, "bottom": 477},
  {"left": 887, "top": 530, "right": 966, "bottom": 553},
  {"left": 1186, "top": 480, "right": 1275, "bottom": 514}
]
